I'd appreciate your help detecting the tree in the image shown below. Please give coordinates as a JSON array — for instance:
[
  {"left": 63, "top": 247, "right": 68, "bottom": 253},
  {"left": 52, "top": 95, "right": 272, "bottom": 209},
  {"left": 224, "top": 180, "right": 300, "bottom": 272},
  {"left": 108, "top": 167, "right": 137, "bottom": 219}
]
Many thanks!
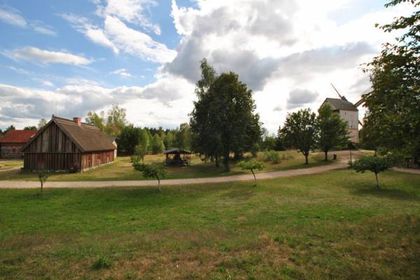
[
  {"left": 164, "top": 131, "right": 175, "bottom": 150},
  {"left": 117, "top": 125, "right": 140, "bottom": 155},
  {"left": 85, "top": 111, "right": 105, "bottom": 131},
  {"left": 105, "top": 105, "right": 127, "bottom": 136},
  {"left": 238, "top": 159, "right": 264, "bottom": 185},
  {"left": 4, "top": 125, "right": 15, "bottom": 133},
  {"left": 24, "top": 126, "right": 37, "bottom": 131},
  {"left": 280, "top": 109, "right": 318, "bottom": 165},
  {"left": 176, "top": 123, "right": 191, "bottom": 150},
  {"left": 38, "top": 171, "right": 49, "bottom": 193},
  {"left": 363, "top": 0, "right": 420, "bottom": 164},
  {"left": 133, "top": 144, "right": 147, "bottom": 162},
  {"left": 317, "top": 103, "right": 349, "bottom": 160},
  {"left": 38, "top": 118, "right": 47, "bottom": 129},
  {"left": 151, "top": 134, "right": 165, "bottom": 154},
  {"left": 139, "top": 129, "right": 151, "bottom": 153},
  {"left": 132, "top": 161, "right": 166, "bottom": 192},
  {"left": 353, "top": 156, "right": 392, "bottom": 189},
  {"left": 190, "top": 60, "right": 262, "bottom": 171}
]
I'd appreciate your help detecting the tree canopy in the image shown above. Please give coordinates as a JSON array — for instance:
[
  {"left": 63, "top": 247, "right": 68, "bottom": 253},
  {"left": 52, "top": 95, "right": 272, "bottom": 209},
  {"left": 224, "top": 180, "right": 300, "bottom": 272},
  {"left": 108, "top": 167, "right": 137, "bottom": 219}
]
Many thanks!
[
  {"left": 279, "top": 109, "right": 318, "bottom": 165},
  {"left": 190, "top": 59, "right": 262, "bottom": 171},
  {"left": 317, "top": 103, "right": 349, "bottom": 160},
  {"left": 362, "top": 0, "right": 420, "bottom": 163}
]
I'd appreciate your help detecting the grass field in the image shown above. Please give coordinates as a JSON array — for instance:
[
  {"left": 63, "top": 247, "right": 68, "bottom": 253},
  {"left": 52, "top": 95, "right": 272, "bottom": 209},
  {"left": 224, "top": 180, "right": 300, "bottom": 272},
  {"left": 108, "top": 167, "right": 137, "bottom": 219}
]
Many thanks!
[
  {"left": 0, "top": 150, "right": 332, "bottom": 181},
  {"left": 0, "top": 170, "right": 419, "bottom": 279}
]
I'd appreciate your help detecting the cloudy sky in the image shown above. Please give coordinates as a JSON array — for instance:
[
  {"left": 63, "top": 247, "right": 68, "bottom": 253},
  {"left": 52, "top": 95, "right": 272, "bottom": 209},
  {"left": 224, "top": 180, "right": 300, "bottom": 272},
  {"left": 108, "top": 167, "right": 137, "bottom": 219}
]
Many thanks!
[{"left": 0, "top": 0, "right": 413, "bottom": 132}]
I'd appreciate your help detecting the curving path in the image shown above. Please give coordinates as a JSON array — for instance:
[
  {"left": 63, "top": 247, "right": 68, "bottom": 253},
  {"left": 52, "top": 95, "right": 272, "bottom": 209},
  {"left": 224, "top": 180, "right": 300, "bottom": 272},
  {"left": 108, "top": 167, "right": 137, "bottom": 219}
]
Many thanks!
[{"left": 0, "top": 160, "right": 349, "bottom": 189}]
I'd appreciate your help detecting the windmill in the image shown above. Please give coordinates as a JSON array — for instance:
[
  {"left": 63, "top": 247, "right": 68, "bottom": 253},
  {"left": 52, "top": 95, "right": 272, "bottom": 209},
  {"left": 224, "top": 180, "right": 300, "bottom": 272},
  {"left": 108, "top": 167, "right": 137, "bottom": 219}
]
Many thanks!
[{"left": 330, "top": 83, "right": 369, "bottom": 126}]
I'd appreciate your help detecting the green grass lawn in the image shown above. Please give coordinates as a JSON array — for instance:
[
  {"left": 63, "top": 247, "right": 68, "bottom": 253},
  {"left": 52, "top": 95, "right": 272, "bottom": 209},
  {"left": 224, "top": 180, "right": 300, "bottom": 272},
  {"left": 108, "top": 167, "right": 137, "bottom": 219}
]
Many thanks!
[
  {"left": 0, "top": 170, "right": 419, "bottom": 279},
  {"left": 0, "top": 150, "right": 332, "bottom": 181}
]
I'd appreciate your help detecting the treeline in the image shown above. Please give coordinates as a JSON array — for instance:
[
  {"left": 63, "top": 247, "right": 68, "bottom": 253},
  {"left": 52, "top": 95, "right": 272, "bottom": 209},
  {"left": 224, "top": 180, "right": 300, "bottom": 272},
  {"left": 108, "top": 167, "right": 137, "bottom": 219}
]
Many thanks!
[{"left": 117, "top": 123, "right": 191, "bottom": 155}]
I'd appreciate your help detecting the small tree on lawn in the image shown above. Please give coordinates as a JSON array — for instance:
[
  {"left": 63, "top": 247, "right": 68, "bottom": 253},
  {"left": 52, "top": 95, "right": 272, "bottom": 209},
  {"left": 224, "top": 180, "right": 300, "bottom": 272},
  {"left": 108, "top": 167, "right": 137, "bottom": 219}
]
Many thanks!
[
  {"left": 132, "top": 144, "right": 147, "bottom": 162},
  {"left": 238, "top": 159, "right": 264, "bottom": 185},
  {"left": 352, "top": 156, "right": 391, "bottom": 189},
  {"left": 279, "top": 109, "right": 318, "bottom": 165},
  {"left": 133, "top": 160, "right": 166, "bottom": 191},
  {"left": 38, "top": 171, "right": 49, "bottom": 193}
]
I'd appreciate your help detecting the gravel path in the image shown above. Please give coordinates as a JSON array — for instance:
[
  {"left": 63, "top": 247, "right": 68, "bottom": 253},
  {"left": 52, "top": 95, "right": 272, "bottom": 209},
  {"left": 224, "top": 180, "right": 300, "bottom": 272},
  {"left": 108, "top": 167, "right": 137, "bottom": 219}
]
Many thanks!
[{"left": 0, "top": 161, "right": 348, "bottom": 189}]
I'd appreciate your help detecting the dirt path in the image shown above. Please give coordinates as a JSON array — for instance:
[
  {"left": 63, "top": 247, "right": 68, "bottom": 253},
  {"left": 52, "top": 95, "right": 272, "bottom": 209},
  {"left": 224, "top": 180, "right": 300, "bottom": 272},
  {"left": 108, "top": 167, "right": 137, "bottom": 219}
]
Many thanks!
[{"left": 0, "top": 161, "right": 349, "bottom": 189}]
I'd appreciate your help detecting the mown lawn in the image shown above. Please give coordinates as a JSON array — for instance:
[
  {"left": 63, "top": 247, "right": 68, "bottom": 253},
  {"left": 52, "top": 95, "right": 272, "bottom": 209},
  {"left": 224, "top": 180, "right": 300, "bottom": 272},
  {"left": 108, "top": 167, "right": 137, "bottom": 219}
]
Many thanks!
[
  {"left": 0, "top": 170, "right": 419, "bottom": 279},
  {"left": 0, "top": 150, "right": 332, "bottom": 181}
]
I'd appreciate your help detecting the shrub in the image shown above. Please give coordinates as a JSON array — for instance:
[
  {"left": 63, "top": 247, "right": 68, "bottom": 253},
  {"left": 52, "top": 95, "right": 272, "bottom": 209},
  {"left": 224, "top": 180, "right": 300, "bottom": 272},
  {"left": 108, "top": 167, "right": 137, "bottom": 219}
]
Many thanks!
[
  {"left": 238, "top": 159, "right": 264, "bottom": 185},
  {"left": 132, "top": 161, "right": 166, "bottom": 191},
  {"left": 352, "top": 156, "right": 392, "bottom": 189},
  {"left": 263, "top": 150, "right": 280, "bottom": 164}
]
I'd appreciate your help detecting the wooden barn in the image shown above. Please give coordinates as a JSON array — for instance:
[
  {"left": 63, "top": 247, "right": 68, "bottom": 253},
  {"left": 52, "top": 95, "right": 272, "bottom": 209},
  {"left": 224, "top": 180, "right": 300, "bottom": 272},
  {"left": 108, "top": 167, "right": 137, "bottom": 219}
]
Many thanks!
[
  {"left": 0, "top": 130, "right": 36, "bottom": 159},
  {"left": 22, "top": 116, "right": 116, "bottom": 172}
]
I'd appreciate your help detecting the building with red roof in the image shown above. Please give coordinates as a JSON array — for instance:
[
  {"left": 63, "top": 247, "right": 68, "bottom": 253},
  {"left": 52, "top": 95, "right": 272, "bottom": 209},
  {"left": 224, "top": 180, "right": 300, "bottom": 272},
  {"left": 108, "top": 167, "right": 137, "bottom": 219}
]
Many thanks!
[{"left": 0, "top": 130, "right": 37, "bottom": 159}]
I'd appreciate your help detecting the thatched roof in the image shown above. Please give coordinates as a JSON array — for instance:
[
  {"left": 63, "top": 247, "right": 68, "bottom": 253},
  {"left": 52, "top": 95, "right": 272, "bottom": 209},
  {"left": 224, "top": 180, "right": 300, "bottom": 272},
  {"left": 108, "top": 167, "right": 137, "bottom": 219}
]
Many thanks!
[{"left": 23, "top": 116, "right": 115, "bottom": 152}]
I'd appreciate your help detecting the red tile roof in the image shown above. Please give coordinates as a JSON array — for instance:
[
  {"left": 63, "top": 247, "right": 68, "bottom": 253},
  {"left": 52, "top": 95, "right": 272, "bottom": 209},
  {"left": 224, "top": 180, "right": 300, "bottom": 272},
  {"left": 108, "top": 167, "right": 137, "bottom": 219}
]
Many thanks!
[{"left": 0, "top": 130, "right": 37, "bottom": 144}]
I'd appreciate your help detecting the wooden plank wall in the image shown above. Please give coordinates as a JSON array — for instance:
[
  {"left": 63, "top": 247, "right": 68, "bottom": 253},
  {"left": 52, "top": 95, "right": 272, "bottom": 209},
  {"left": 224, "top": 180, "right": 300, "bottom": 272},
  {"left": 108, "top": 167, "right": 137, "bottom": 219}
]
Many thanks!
[
  {"left": 81, "top": 151, "right": 114, "bottom": 170},
  {"left": 23, "top": 122, "right": 82, "bottom": 171}
]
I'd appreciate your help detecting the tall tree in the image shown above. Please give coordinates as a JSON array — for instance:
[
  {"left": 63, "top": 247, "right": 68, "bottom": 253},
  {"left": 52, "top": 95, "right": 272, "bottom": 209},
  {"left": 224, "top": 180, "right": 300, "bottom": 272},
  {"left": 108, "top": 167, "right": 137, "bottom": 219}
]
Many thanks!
[
  {"left": 176, "top": 123, "right": 192, "bottom": 150},
  {"left": 317, "top": 103, "right": 349, "bottom": 160},
  {"left": 38, "top": 118, "right": 47, "bottom": 129},
  {"left": 191, "top": 62, "right": 261, "bottom": 171},
  {"left": 117, "top": 125, "right": 140, "bottom": 155},
  {"left": 280, "top": 109, "right": 318, "bottom": 165},
  {"left": 151, "top": 134, "right": 165, "bottom": 154},
  {"left": 363, "top": 0, "right": 420, "bottom": 163},
  {"left": 85, "top": 111, "right": 105, "bottom": 131},
  {"left": 106, "top": 105, "right": 127, "bottom": 136}
]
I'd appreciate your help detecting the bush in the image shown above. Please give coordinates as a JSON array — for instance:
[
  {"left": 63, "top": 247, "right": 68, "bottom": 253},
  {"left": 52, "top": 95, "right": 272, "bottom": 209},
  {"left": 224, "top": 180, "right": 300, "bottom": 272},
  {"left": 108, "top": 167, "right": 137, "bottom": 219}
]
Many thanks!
[
  {"left": 352, "top": 155, "right": 392, "bottom": 189},
  {"left": 238, "top": 159, "right": 264, "bottom": 185},
  {"left": 263, "top": 150, "right": 280, "bottom": 164}
]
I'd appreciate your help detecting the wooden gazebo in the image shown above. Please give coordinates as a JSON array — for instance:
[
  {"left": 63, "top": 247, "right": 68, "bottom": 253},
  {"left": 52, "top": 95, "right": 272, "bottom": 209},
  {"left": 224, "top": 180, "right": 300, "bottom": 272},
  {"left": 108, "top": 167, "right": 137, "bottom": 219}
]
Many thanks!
[{"left": 163, "top": 148, "right": 192, "bottom": 166}]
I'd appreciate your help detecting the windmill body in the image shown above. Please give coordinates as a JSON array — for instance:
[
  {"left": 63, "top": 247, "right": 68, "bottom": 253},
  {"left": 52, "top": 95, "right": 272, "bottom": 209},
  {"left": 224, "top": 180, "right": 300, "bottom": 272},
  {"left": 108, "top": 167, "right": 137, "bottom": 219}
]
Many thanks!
[{"left": 321, "top": 97, "right": 359, "bottom": 143}]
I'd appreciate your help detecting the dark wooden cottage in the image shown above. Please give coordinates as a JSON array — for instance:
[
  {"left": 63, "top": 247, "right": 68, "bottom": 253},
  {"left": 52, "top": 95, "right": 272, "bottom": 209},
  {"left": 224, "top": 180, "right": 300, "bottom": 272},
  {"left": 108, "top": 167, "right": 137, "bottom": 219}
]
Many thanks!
[
  {"left": 22, "top": 116, "right": 116, "bottom": 172},
  {"left": 0, "top": 130, "right": 36, "bottom": 159}
]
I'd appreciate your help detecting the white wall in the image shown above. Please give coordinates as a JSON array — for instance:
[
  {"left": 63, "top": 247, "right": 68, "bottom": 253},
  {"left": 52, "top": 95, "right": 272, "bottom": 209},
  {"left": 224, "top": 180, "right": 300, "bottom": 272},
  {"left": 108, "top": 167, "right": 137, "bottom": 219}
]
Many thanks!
[{"left": 339, "top": 110, "right": 359, "bottom": 143}]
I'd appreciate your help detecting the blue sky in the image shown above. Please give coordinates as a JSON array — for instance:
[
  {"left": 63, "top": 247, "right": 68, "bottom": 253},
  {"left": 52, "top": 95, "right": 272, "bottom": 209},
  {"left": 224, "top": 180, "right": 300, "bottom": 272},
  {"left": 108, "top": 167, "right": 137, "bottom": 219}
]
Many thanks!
[{"left": 0, "top": 0, "right": 413, "bottom": 131}]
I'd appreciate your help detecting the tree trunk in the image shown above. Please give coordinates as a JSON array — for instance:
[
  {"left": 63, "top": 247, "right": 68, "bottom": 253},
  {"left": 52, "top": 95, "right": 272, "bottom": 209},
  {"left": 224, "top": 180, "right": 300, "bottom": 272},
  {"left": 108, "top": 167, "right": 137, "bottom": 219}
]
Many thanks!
[
  {"left": 40, "top": 181, "right": 43, "bottom": 193},
  {"left": 375, "top": 172, "right": 380, "bottom": 189},
  {"left": 223, "top": 153, "right": 230, "bottom": 172},
  {"left": 324, "top": 150, "right": 328, "bottom": 161},
  {"left": 304, "top": 153, "right": 309, "bottom": 165},
  {"left": 251, "top": 169, "right": 256, "bottom": 185},
  {"left": 215, "top": 155, "right": 220, "bottom": 168},
  {"left": 157, "top": 176, "right": 161, "bottom": 192}
]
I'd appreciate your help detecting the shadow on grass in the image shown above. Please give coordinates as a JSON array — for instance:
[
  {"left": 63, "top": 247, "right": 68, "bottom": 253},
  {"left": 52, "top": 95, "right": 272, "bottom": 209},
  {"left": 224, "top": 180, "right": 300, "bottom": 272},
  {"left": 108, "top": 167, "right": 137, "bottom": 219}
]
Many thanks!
[{"left": 350, "top": 186, "right": 419, "bottom": 201}]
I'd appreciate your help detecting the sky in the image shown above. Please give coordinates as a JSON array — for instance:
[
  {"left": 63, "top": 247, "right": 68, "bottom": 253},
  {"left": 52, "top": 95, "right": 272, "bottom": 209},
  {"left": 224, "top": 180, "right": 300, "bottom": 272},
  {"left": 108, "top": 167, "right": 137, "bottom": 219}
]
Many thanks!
[{"left": 0, "top": 0, "right": 414, "bottom": 133}]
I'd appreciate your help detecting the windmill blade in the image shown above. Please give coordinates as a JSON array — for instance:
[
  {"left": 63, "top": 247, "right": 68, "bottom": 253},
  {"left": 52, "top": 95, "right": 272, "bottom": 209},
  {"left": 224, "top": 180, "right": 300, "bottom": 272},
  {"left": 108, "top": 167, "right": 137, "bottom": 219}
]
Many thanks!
[
  {"left": 358, "top": 120, "right": 363, "bottom": 126},
  {"left": 354, "top": 98, "right": 365, "bottom": 107},
  {"left": 331, "top": 83, "right": 347, "bottom": 100}
]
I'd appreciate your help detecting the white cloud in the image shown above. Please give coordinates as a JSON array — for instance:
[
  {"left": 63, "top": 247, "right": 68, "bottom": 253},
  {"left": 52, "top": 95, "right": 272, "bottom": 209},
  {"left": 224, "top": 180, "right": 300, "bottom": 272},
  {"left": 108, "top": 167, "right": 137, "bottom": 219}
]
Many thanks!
[
  {"left": 0, "top": 74, "right": 194, "bottom": 129},
  {"left": 104, "top": 16, "right": 176, "bottom": 63},
  {"left": 0, "top": 6, "right": 27, "bottom": 27},
  {"left": 61, "top": 13, "right": 119, "bottom": 54},
  {"left": 0, "top": 6, "right": 56, "bottom": 35},
  {"left": 5, "top": 47, "right": 92, "bottom": 65},
  {"left": 97, "top": 0, "right": 161, "bottom": 35},
  {"left": 111, "top": 68, "right": 132, "bottom": 78}
]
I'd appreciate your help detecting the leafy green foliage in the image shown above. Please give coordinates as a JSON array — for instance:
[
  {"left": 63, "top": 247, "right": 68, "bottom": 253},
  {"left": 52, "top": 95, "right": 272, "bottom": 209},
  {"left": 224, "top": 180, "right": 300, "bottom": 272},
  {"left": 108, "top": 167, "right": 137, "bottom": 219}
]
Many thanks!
[
  {"left": 263, "top": 150, "right": 280, "bottom": 164},
  {"left": 317, "top": 103, "right": 349, "bottom": 160},
  {"left": 363, "top": 0, "right": 420, "bottom": 164},
  {"left": 132, "top": 160, "right": 166, "bottom": 191},
  {"left": 353, "top": 156, "right": 392, "bottom": 189},
  {"left": 238, "top": 159, "right": 264, "bottom": 184},
  {"left": 190, "top": 59, "right": 262, "bottom": 171},
  {"left": 86, "top": 105, "right": 127, "bottom": 137},
  {"left": 151, "top": 134, "right": 165, "bottom": 154},
  {"left": 279, "top": 109, "right": 318, "bottom": 164}
]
